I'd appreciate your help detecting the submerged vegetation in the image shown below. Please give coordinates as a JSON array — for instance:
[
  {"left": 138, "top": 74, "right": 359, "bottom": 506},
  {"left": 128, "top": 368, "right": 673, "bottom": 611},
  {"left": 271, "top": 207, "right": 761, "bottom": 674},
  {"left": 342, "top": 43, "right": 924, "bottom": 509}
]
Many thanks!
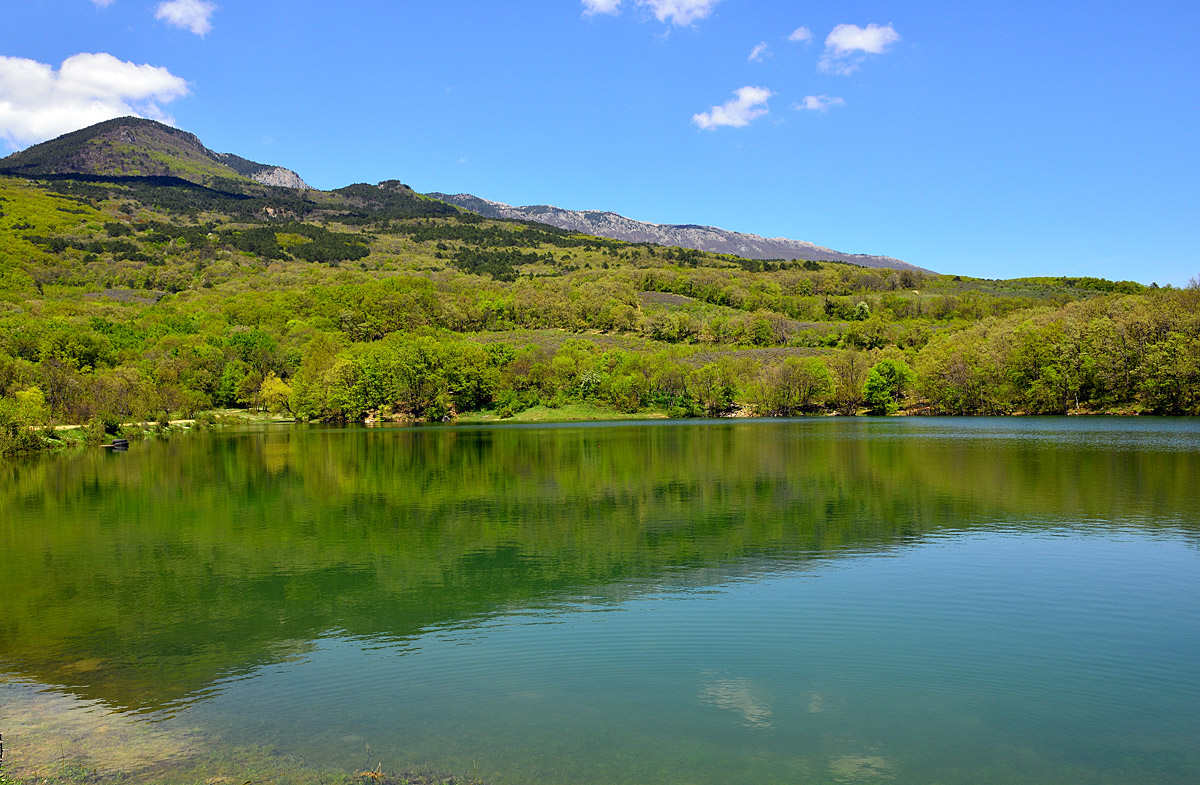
[{"left": 1, "top": 142, "right": 1198, "bottom": 456}]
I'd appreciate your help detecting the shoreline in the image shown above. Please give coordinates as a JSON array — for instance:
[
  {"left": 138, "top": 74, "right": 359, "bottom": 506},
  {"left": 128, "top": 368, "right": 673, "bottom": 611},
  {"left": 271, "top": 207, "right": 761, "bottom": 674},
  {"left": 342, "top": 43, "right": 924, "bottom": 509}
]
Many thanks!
[{"left": 2, "top": 403, "right": 1175, "bottom": 461}]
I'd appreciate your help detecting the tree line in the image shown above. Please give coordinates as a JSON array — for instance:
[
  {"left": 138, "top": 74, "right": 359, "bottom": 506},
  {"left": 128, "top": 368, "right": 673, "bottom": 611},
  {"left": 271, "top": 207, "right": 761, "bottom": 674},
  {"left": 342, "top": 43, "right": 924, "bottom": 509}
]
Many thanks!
[{"left": 4, "top": 282, "right": 1199, "bottom": 457}]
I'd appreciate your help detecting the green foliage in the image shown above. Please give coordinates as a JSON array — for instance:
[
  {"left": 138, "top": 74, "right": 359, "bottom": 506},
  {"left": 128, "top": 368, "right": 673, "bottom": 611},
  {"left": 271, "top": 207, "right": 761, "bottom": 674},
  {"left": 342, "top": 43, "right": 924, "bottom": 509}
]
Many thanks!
[
  {"left": 863, "top": 358, "right": 915, "bottom": 414},
  {"left": 119, "top": 423, "right": 147, "bottom": 441},
  {"left": 450, "top": 247, "right": 545, "bottom": 281},
  {"left": 748, "top": 357, "right": 833, "bottom": 416},
  {"left": 259, "top": 371, "right": 293, "bottom": 415},
  {"left": 0, "top": 395, "right": 45, "bottom": 456},
  {"left": 690, "top": 359, "right": 741, "bottom": 416},
  {"left": 830, "top": 350, "right": 870, "bottom": 415},
  {"left": 82, "top": 416, "right": 110, "bottom": 445},
  {"left": 333, "top": 181, "right": 460, "bottom": 222},
  {"left": 1010, "top": 276, "right": 1146, "bottom": 295},
  {"left": 224, "top": 226, "right": 288, "bottom": 259},
  {"left": 0, "top": 167, "right": 1194, "bottom": 444}
]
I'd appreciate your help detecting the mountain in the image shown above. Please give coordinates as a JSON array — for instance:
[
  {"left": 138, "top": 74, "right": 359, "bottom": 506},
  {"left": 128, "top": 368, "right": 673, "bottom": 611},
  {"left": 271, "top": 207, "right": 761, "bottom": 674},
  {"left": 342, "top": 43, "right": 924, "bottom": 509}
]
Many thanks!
[
  {"left": 3, "top": 118, "right": 912, "bottom": 271},
  {"left": 0, "top": 117, "right": 310, "bottom": 190},
  {"left": 3, "top": 117, "right": 912, "bottom": 268},
  {"left": 427, "top": 192, "right": 923, "bottom": 272}
]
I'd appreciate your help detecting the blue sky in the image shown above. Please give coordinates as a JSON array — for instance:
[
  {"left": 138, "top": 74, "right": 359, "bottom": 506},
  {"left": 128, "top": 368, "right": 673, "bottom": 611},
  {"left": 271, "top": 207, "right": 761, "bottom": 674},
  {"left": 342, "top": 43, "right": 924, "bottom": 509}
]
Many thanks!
[{"left": 2, "top": 1, "right": 1198, "bottom": 284}]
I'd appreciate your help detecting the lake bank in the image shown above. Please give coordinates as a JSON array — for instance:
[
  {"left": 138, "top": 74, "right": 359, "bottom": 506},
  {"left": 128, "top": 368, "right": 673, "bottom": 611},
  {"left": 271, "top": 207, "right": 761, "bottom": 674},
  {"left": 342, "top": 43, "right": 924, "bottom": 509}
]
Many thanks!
[{"left": 5, "top": 399, "right": 1177, "bottom": 461}]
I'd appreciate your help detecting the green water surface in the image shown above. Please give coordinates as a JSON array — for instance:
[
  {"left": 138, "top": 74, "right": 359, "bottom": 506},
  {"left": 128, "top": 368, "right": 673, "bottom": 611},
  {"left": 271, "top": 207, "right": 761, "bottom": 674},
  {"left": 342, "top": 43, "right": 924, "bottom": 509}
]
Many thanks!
[{"left": 1, "top": 418, "right": 1198, "bottom": 784}]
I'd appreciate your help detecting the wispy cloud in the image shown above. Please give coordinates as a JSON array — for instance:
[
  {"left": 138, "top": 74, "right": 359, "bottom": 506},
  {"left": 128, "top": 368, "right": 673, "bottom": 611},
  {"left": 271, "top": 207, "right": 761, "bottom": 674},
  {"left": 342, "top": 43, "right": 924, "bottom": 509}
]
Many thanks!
[
  {"left": 643, "top": 0, "right": 721, "bottom": 26},
  {"left": 692, "top": 85, "right": 772, "bottom": 130},
  {"left": 796, "top": 95, "right": 844, "bottom": 112},
  {"left": 819, "top": 23, "right": 900, "bottom": 75},
  {"left": 581, "top": 0, "right": 622, "bottom": 16},
  {"left": 155, "top": 0, "right": 217, "bottom": 36},
  {"left": 91, "top": 0, "right": 116, "bottom": 7},
  {"left": 787, "top": 26, "right": 812, "bottom": 44},
  {"left": 583, "top": 0, "right": 721, "bottom": 26},
  {"left": 0, "top": 53, "right": 189, "bottom": 149},
  {"left": 748, "top": 42, "right": 769, "bottom": 62}
]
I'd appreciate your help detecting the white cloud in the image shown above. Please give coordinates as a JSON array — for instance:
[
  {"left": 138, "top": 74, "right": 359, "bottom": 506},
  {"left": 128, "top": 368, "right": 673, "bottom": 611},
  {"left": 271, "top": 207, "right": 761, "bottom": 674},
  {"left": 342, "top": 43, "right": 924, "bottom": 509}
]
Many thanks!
[
  {"left": 643, "top": 0, "right": 721, "bottom": 26},
  {"left": 826, "top": 23, "right": 900, "bottom": 55},
  {"left": 748, "top": 42, "right": 769, "bottom": 62},
  {"left": 581, "top": 0, "right": 721, "bottom": 26},
  {"left": 787, "top": 26, "right": 812, "bottom": 44},
  {"left": 0, "top": 53, "right": 189, "bottom": 149},
  {"left": 582, "top": 0, "right": 622, "bottom": 15},
  {"left": 91, "top": 0, "right": 116, "bottom": 7},
  {"left": 819, "top": 23, "right": 900, "bottom": 75},
  {"left": 796, "top": 95, "right": 844, "bottom": 112},
  {"left": 155, "top": 0, "right": 217, "bottom": 36},
  {"left": 692, "top": 85, "right": 772, "bottom": 130}
]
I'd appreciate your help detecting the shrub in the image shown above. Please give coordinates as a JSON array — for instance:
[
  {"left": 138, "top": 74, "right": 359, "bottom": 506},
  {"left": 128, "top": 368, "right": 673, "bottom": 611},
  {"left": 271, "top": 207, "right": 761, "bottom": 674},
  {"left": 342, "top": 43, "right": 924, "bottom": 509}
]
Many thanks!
[{"left": 82, "top": 416, "right": 109, "bottom": 445}]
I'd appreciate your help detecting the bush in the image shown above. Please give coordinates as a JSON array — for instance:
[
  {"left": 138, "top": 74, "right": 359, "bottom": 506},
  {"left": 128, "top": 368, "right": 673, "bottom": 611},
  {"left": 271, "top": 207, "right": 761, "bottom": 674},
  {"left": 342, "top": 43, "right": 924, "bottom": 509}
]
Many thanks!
[
  {"left": 0, "top": 398, "right": 44, "bottom": 456},
  {"left": 82, "top": 416, "right": 110, "bottom": 445}
]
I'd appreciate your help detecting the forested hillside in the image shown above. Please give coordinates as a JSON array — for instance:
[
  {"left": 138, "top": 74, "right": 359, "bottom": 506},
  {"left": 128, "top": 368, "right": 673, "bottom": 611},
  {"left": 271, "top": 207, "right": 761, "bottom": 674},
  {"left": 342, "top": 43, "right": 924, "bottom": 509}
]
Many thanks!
[{"left": 1, "top": 123, "right": 1197, "bottom": 456}]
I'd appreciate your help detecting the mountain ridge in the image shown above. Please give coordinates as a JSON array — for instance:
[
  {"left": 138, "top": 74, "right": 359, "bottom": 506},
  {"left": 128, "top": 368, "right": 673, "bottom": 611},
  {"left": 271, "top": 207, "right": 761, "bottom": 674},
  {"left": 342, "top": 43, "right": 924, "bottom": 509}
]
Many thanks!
[
  {"left": 1, "top": 118, "right": 912, "bottom": 270},
  {"left": 427, "top": 192, "right": 924, "bottom": 272}
]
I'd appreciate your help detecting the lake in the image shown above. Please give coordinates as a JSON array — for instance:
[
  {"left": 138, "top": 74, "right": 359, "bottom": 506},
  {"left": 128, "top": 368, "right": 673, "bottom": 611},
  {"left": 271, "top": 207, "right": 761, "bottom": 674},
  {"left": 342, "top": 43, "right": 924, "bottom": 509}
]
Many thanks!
[{"left": 1, "top": 418, "right": 1198, "bottom": 784}]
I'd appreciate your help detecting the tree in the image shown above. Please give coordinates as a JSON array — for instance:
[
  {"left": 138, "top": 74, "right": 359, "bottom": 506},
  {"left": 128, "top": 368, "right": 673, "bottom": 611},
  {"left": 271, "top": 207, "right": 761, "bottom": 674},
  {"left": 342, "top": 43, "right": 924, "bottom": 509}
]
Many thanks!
[
  {"left": 289, "top": 333, "right": 346, "bottom": 421},
  {"left": 754, "top": 357, "right": 832, "bottom": 416},
  {"left": 830, "top": 350, "right": 869, "bottom": 415},
  {"left": 259, "top": 372, "right": 293, "bottom": 416},
  {"left": 863, "top": 358, "right": 915, "bottom": 415},
  {"left": 13, "top": 386, "right": 48, "bottom": 424},
  {"left": 235, "top": 370, "right": 265, "bottom": 410},
  {"left": 0, "top": 389, "right": 48, "bottom": 456},
  {"left": 690, "top": 361, "right": 739, "bottom": 416}
]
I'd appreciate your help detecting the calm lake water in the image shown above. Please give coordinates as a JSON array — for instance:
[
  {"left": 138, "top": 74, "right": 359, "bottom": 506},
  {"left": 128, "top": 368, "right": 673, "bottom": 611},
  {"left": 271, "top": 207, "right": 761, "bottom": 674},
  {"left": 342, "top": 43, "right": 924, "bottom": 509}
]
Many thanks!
[{"left": 2, "top": 418, "right": 1199, "bottom": 784}]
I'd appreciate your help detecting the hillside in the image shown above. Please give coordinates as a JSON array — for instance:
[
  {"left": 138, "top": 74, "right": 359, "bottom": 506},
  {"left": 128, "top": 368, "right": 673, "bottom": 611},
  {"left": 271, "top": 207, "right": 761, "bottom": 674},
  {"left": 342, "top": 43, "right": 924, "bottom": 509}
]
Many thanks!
[
  {"left": 0, "top": 119, "right": 1194, "bottom": 456},
  {"left": 0, "top": 117, "right": 309, "bottom": 191},
  {"left": 428, "top": 192, "right": 923, "bottom": 272}
]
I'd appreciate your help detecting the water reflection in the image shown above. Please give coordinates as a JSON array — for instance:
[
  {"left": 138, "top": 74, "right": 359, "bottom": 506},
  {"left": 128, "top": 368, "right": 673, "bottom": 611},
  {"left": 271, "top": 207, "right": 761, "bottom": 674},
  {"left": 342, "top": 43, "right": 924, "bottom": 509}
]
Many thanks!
[{"left": 1, "top": 419, "right": 1198, "bottom": 784}]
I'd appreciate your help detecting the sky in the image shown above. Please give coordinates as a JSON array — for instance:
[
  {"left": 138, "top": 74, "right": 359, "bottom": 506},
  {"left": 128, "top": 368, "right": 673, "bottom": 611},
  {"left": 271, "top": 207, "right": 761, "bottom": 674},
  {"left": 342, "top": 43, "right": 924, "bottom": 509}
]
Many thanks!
[{"left": 1, "top": 1, "right": 1198, "bottom": 285}]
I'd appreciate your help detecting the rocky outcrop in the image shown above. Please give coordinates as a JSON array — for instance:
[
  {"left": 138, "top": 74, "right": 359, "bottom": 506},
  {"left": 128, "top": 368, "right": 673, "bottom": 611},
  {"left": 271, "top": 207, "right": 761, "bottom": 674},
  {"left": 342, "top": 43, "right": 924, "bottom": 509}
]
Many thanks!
[
  {"left": 212, "top": 152, "right": 311, "bottom": 190},
  {"left": 246, "top": 166, "right": 311, "bottom": 190}
]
